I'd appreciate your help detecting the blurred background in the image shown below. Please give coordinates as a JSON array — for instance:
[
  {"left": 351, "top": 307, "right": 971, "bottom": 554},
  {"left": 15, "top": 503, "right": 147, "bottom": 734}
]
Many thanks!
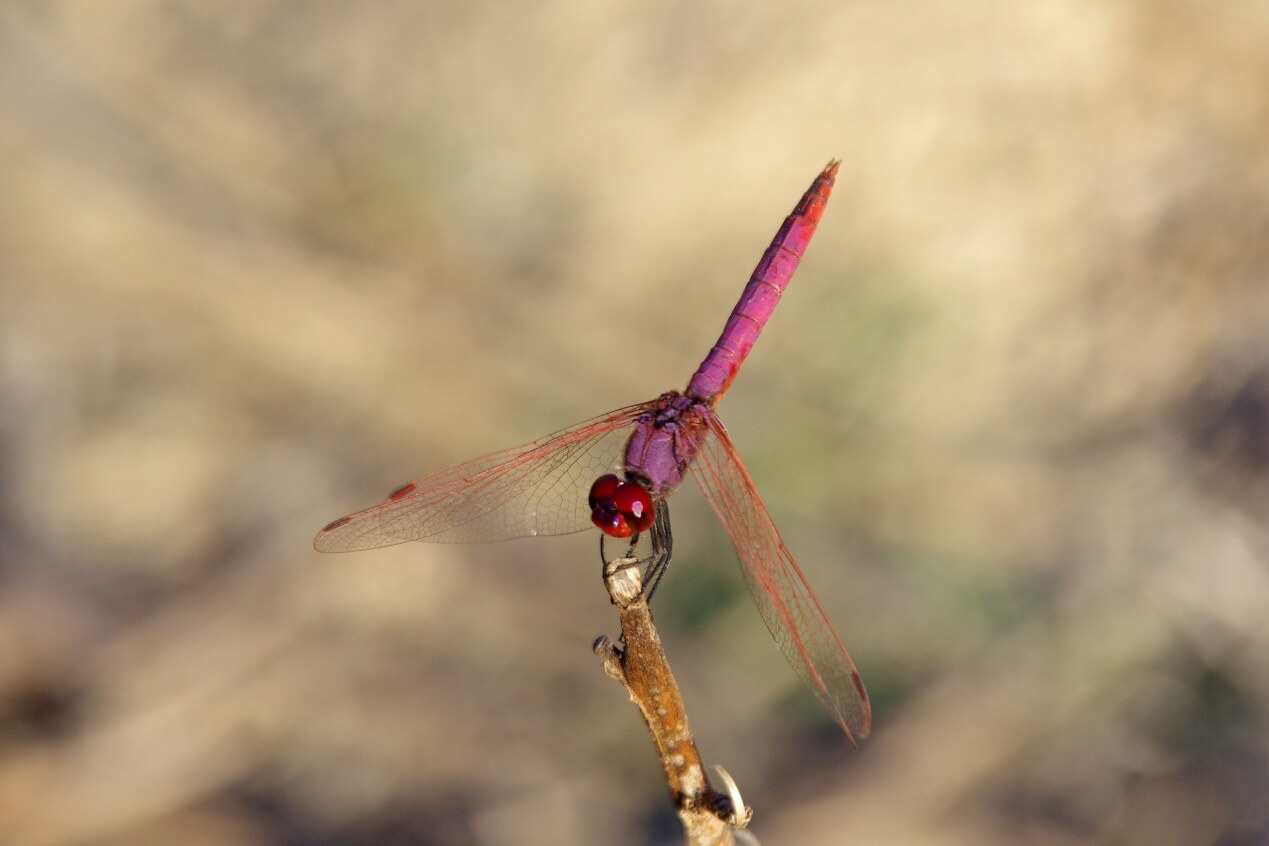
[{"left": 2, "top": 2, "right": 1267, "bottom": 844}]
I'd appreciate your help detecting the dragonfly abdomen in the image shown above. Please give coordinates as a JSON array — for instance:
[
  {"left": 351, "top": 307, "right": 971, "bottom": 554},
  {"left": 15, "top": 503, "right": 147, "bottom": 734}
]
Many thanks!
[{"left": 685, "top": 160, "right": 838, "bottom": 401}]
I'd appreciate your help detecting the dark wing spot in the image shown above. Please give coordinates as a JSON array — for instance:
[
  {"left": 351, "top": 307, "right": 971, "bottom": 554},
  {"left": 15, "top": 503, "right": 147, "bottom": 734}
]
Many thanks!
[
  {"left": 321, "top": 515, "right": 353, "bottom": 532},
  {"left": 388, "top": 482, "right": 418, "bottom": 501}
]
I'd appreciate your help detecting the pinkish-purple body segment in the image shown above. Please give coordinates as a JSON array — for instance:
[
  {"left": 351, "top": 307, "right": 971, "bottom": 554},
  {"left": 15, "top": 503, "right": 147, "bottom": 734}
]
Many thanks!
[
  {"left": 622, "top": 160, "right": 839, "bottom": 497},
  {"left": 686, "top": 160, "right": 838, "bottom": 401}
]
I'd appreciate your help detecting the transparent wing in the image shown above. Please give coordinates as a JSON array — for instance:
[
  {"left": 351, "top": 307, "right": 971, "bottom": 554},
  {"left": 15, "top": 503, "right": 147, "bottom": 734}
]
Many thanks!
[
  {"left": 315, "top": 403, "right": 652, "bottom": 552},
  {"left": 688, "top": 412, "right": 871, "bottom": 743}
]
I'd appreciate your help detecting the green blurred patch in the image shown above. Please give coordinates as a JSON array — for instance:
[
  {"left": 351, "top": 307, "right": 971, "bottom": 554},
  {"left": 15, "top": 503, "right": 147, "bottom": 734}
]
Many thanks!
[
  {"left": 742, "top": 269, "right": 929, "bottom": 506},
  {"left": 802, "top": 264, "right": 930, "bottom": 390},
  {"left": 654, "top": 547, "right": 747, "bottom": 635},
  {"left": 890, "top": 542, "right": 1056, "bottom": 654}
]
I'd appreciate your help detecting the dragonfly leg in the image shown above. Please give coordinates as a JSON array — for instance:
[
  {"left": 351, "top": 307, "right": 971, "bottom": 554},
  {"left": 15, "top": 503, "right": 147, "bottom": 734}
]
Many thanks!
[
  {"left": 599, "top": 532, "right": 642, "bottom": 574},
  {"left": 598, "top": 499, "right": 673, "bottom": 603},
  {"left": 640, "top": 499, "right": 673, "bottom": 603}
]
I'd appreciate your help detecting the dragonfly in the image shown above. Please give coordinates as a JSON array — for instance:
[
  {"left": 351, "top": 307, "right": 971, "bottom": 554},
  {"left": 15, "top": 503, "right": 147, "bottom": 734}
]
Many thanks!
[{"left": 316, "top": 160, "right": 871, "bottom": 743}]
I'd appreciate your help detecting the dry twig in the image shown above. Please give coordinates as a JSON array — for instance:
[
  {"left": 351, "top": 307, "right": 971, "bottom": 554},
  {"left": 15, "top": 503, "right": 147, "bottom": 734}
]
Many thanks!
[{"left": 594, "top": 537, "right": 753, "bottom": 846}]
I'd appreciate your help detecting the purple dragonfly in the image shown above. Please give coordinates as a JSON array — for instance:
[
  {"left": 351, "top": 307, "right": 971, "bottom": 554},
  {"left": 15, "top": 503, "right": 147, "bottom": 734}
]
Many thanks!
[{"left": 316, "top": 161, "right": 871, "bottom": 743}]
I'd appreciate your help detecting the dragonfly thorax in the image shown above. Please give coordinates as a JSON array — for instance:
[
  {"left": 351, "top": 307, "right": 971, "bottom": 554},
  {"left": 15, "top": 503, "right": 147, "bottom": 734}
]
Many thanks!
[{"left": 621, "top": 391, "right": 711, "bottom": 498}]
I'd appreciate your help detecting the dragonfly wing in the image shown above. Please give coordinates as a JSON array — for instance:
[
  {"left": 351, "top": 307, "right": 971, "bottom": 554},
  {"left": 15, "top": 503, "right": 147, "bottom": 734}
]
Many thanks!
[
  {"left": 688, "top": 413, "right": 871, "bottom": 743},
  {"left": 315, "top": 403, "right": 652, "bottom": 552}
]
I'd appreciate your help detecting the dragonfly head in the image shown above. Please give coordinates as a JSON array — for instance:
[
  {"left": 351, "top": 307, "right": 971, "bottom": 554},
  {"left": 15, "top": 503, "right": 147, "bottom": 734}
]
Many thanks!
[{"left": 588, "top": 474, "right": 654, "bottom": 538}]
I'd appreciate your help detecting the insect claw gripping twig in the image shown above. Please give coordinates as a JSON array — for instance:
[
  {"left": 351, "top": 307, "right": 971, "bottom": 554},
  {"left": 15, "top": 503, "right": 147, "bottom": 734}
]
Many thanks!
[{"left": 601, "top": 552, "right": 644, "bottom": 609}]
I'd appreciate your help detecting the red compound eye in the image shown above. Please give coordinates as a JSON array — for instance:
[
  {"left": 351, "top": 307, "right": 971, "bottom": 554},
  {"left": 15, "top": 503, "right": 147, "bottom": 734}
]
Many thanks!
[
  {"left": 588, "top": 475, "right": 655, "bottom": 537},
  {"left": 611, "top": 483, "right": 654, "bottom": 532},
  {"left": 597, "top": 511, "right": 633, "bottom": 538},
  {"left": 589, "top": 474, "right": 622, "bottom": 508}
]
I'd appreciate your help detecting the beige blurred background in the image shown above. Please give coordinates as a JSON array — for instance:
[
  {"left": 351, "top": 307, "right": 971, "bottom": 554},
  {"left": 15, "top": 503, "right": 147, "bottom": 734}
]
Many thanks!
[{"left": 2, "top": 2, "right": 1267, "bottom": 844}]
